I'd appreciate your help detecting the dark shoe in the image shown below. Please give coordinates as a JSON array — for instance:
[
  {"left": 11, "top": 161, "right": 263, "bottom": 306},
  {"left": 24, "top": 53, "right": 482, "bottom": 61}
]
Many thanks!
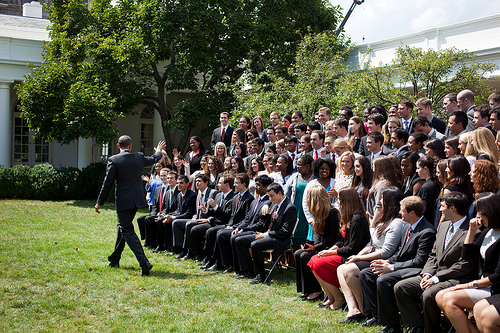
[
  {"left": 153, "top": 246, "right": 166, "bottom": 253},
  {"left": 165, "top": 252, "right": 177, "bottom": 256},
  {"left": 404, "top": 327, "right": 424, "bottom": 333},
  {"left": 236, "top": 272, "right": 253, "bottom": 279},
  {"left": 175, "top": 253, "right": 185, "bottom": 260},
  {"left": 141, "top": 262, "right": 153, "bottom": 276},
  {"left": 204, "top": 263, "right": 221, "bottom": 272},
  {"left": 379, "top": 326, "right": 402, "bottom": 333},
  {"left": 223, "top": 266, "right": 234, "bottom": 274},
  {"left": 200, "top": 261, "right": 214, "bottom": 270},
  {"left": 178, "top": 254, "right": 190, "bottom": 261},
  {"left": 108, "top": 262, "right": 120, "bottom": 268},
  {"left": 306, "top": 292, "right": 324, "bottom": 302},
  {"left": 317, "top": 302, "right": 330, "bottom": 308},
  {"left": 339, "top": 313, "right": 367, "bottom": 324},
  {"left": 360, "top": 316, "right": 378, "bottom": 327},
  {"left": 249, "top": 274, "right": 264, "bottom": 285},
  {"left": 196, "top": 257, "right": 207, "bottom": 265}
]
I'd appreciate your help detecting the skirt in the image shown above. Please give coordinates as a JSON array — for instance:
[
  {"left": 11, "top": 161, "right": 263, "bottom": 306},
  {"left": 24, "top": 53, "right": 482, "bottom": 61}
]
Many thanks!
[{"left": 307, "top": 253, "right": 343, "bottom": 287}]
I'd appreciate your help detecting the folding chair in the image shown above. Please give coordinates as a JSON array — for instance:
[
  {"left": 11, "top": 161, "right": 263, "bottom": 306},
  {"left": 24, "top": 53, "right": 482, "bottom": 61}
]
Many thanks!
[{"left": 262, "top": 217, "right": 299, "bottom": 283}]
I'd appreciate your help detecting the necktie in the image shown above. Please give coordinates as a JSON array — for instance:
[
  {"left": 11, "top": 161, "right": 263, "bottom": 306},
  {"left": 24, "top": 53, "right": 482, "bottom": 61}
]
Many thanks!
[
  {"left": 444, "top": 223, "right": 455, "bottom": 249},
  {"left": 238, "top": 193, "right": 242, "bottom": 206},
  {"left": 405, "top": 227, "right": 413, "bottom": 244},
  {"left": 404, "top": 120, "right": 409, "bottom": 130},
  {"left": 221, "top": 127, "right": 225, "bottom": 141},
  {"left": 314, "top": 151, "right": 318, "bottom": 160},
  {"left": 158, "top": 186, "right": 164, "bottom": 212},
  {"left": 291, "top": 153, "right": 295, "bottom": 161},
  {"left": 252, "top": 197, "right": 261, "bottom": 215},
  {"left": 267, "top": 205, "right": 279, "bottom": 232}
]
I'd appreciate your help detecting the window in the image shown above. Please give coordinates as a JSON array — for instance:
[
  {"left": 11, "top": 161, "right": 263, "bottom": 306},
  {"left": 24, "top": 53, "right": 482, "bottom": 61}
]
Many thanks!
[
  {"left": 140, "top": 106, "right": 155, "bottom": 156},
  {"left": 13, "top": 107, "right": 49, "bottom": 165}
]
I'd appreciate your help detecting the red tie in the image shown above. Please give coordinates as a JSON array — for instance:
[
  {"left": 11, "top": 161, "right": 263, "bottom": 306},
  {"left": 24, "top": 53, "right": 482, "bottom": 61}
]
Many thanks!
[
  {"left": 314, "top": 151, "right": 318, "bottom": 160},
  {"left": 405, "top": 228, "right": 413, "bottom": 244},
  {"left": 158, "top": 186, "right": 165, "bottom": 212},
  {"left": 221, "top": 127, "right": 225, "bottom": 141},
  {"left": 291, "top": 153, "right": 295, "bottom": 161},
  {"left": 267, "top": 205, "right": 279, "bottom": 232},
  {"left": 238, "top": 193, "right": 242, "bottom": 206}
]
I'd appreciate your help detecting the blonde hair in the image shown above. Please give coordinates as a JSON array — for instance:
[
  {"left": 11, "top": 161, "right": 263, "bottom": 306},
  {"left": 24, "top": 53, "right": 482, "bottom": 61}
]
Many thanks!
[
  {"left": 214, "top": 142, "right": 227, "bottom": 159},
  {"left": 338, "top": 151, "right": 355, "bottom": 176},
  {"left": 383, "top": 117, "right": 402, "bottom": 144},
  {"left": 472, "top": 127, "right": 499, "bottom": 164},
  {"left": 459, "top": 132, "right": 478, "bottom": 157},
  {"left": 306, "top": 185, "right": 333, "bottom": 234}
]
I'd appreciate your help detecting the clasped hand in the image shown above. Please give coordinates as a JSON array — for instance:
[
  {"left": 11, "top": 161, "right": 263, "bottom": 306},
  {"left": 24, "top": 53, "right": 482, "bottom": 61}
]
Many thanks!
[{"left": 370, "top": 259, "right": 391, "bottom": 275}]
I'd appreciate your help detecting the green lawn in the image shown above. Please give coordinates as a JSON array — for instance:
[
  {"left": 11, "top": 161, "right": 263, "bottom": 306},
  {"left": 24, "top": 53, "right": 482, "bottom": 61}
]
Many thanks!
[{"left": 0, "top": 199, "right": 381, "bottom": 332}]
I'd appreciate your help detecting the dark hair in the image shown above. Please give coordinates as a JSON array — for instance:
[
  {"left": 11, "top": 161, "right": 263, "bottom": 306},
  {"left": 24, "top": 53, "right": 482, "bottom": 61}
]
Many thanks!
[
  {"left": 312, "top": 158, "right": 336, "bottom": 179},
  {"left": 393, "top": 128, "right": 409, "bottom": 143},
  {"left": 255, "top": 174, "right": 273, "bottom": 187},
  {"left": 377, "top": 186, "right": 404, "bottom": 237},
  {"left": 177, "top": 175, "right": 189, "bottom": 183},
  {"left": 473, "top": 192, "right": 500, "bottom": 229},
  {"left": 368, "top": 113, "right": 385, "bottom": 127},
  {"left": 444, "top": 136, "right": 459, "bottom": 154},
  {"left": 247, "top": 156, "right": 265, "bottom": 178},
  {"left": 221, "top": 174, "right": 234, "bottom": 188},
  {"left": 412, "top": 115, "right": 431, "bottom": 129},
  {"left": 334, "top": 118, "right": 349, "bottom": 129},
  {"left": 490, "top": 106, "right": 500, "bottom": 118},
  {"left": 266, "top": 143, "right": 277, "bottom": 154},
  {"left": 399, "top": 98, "right": 414, "bottom": 109},
  {"left": 240, "top": 115, "right": 251, "bottom": 127},
  {"left": 283, "top": 114, "right": 292, "bottom": 123},
  {"left": 267, "top": 182, "right": 284, "bottom": 195},
  {"left": 297, "top": 154, "right": 314, "bottom": 167},
  {"left": 231, "top": 156, "right": 246, "bottom": 173},
  {"left": 233, "top": 142, "right": 247, "bottom": 158},
  {"left": 425, "top": 138, "right": 446, "bottom": 160},
  {"left": 440, "top": 191, "right": 469, "bottom": 217},
  {"left": 190, "top": 136, "right": 205, "bottom": 150},
  {"left": 352, "top": 156, "right": 373, "bottom": 204},
  {"left": 308, "top": 121, "right": 321, "bottom": 131},
  {"left": 233, "top": 128, "right": 246, "bottom": 143},
  {"left": 450, "top": 111, "right": 468, "bottom": 129},
  {"left": 311, "top": 130, "right": 325, "bottom": 141},
  {"left": 196, "top": 173, "right": 209, "bottom": 183},
  {"left": 444, "top": 93, "right": 457, "bottom": 103},
  {"left": 275, "top": 124, "right": 288, "bottom": 135},
  {"left": 235, "top": 173, "right": 250, "bottom": 188},
  {"left": 251, "top": 137, "right": 265, "bottom": 147},
  {"left": 417, "top": 155, "right": 437, "bottom": 181},
  {"left": 474, "top": 105, "right": 491, "bottom": 119},
  {"left": 443, "top": 155, "right": 473, "bottom": 203},
  {"left": 294, "top": 122, "right": 308, "bottom": 133},
  {"left": 401, "top": 151, "right": 420, "bottom": 175},
  {"left": 277, "top": 154, "right": 294, "bottom": 177},
  {"left": 118, "top": 135, "right": 132, "bottom": 148},
  {"left": 369, "top": 104, "right": 388, "bottom": 123},
  {"left": 410, "top": 132, "right": 428, "bottom": 145},
  {"left": 284, "top": 135, "right": 298, "bottom": 143},
  {"left": 367, "top": 131, "right": 384, "bottom": 144}
]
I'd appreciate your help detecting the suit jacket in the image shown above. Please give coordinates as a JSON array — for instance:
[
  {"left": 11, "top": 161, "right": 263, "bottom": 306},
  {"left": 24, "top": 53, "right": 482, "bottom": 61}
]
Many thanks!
[
  {"left": 160, "top": 186, "right": 180, "bottom": 215},
  {"left": 421, "top": 218, "right": 477, "bottom": 282},
  {"left": 431, "top": 117, "right": 447, "bottom": 134},
  {"left": 97, "top": 149, "right": 162, "bottom": 211},
  {"left": 388, "top": 217, "right": 436, "bottom": 277},
  {"left": 185, "top": 149, "right": 207, "bottom": 174},
  {"left": 267, "top": 198, "right": 298, "bottom": 253},
  {"left": 394, "top": 145, "right": 409, "bottom": 158},
  {"left": 429, "top": 128, "right": 447, "bottom": 141},
  {"left": 211, "top": 126, "right": 234, "bottom": 150},
  {"left": 227, "top": 190, "right": 254, "bottom": 227},
  {"left": 193, "top": 187, "right": 219, "bottom": 219},
  {"left": 206, "top": 190, "right": 236, "bottom": 225},
  {"left": 172, "top": 189, "right": 197, "bottom": 220},
  {"left": 358, "top": 136, "right": 368, "bottom": 156},
  {"left": 307, "top": 149, "right": 333, "bottom": 161},
  {"left": 401, "top": 117, "right": 414, "bottom": 134},
  {"left": 238, "top": 194, "right": 272, "bottom": 232},
  {"left": 150, "top": 185, "right": 166, "bottom": 216},
  {"left": 243, "top": 151, "right": 265, "bottom": 170}
]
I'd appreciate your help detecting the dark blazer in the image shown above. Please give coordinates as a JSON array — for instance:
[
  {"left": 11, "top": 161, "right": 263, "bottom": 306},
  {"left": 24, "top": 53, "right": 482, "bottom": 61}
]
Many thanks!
[
  {"left": 382, "top": 143, "right": 396, "bottom": 155},
  {"left": 421, "top": 218, "right": 477, "bottom": 282},
  {"left": 185, "top": 148, "right": 207, "bottom": 174},
  {"left": 227, "top": 190, "right": 254, "bottom": 227},
  {"left": 431, "top": 117, "right": 447, "bottom": 134},
  {"left": 238, "top": 194, "right": 272, "bottom": 232},
  {"left": 463, "top": 227, "right": 500, "bottom": 295},
  {"left": 336, "top": 211, "right": 371, "bottom": 262},
  {"left": 172, "top": 189, "right": 197, "bottom": 220},
  {"left": 97, "top": 149, "right": 162, "bottom": 211},
  {"left": 193, "top": 187, "right": 219, "bottom": 219},
  {"left": 388, "top": 217, "right": 436, "bottom": 276},
  {"left": 312, "top": 207, "right": 341, "bottom": 251},
  {"left": 243, "top": 151, "right": 265, "bottom": 170},
  {"left": 416, "top": 178, "right": 442, "bottom": 223},
  {"left": 403, "top": 173, "right": 423, "bottom": 198},
  {"left": 207, "top": 190, "right": 236, "bottom": 225},
  {"left": 160, "top": 186, "right": 180, "bottom": 215},
  {"left": 211, "top": 126, "right": 234, "bottom": 151},
  {"left": 267, "top": 198, "right": 298, "bottom": 253},
  {"left": 394, "top": 145, "right": 409, "bottom": 158},
  {"left": 150, "top": 185, "right": 166, "bottom": 216}
]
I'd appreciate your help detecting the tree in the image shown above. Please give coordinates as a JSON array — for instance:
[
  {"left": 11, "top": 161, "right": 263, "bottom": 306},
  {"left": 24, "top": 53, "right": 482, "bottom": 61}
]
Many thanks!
[
  {"left": 333, "top": 46, "right": 497, "bottom": 116},
  {"left": 17, "top": 0, "right": 341, "bottom": 152}
]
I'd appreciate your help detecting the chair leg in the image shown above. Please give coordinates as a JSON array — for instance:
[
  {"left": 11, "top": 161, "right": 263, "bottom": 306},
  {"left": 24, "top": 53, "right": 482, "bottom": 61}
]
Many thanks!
[{"left": 263, "top": 253, "right": 283, "bottom": 283}]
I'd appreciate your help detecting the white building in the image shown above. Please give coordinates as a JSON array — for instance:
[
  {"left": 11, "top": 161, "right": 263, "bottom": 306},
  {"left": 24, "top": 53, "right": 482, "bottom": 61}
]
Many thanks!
[{"left": 1, "top": 7, "right": 500, "bottom": 168}]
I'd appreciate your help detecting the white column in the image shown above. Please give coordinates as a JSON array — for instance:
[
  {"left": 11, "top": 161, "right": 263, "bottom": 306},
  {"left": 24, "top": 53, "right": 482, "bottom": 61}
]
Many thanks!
[
  {"left": 77, "top": 137, "right": 93, "bottom": 169},
  {"left": 0, "top": 82, "right": 12, "bottom": 167}
]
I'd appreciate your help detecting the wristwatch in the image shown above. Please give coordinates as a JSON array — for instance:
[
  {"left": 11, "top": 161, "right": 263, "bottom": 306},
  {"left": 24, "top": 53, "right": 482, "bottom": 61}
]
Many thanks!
[{"left": 472, "top": 280, "right": 479, "bottom": 289}]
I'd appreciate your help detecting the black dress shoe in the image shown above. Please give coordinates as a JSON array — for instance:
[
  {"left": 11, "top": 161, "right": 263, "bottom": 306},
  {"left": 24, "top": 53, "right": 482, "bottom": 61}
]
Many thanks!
[
  {"left": 339, "top": 313, "right": 367, "bottom": 324},
  {"left": 196, "top": 257, "right": 207, "bottom": 265},
  {"left": 175, "top": 253, "right": 186, "bottom": 260},
  {"left": 379, "top": 326, "right": 402, "bottom": 333},
  {"left": 360, "top": 316, "right": 378, "bottom": 327},
  {"left": 108, "top": 262, "right": 120, "bottom": 268},
  {"left": 223, "top": 266, "right": 234, "bottom": 273},
  {"left": 249, "top": 274, "right": 264, "bottom": 285},
  {"left": 178, "top": 254, "right": 190, "bottom": 261},
  {"left": 200, "top": 261, "right": 213, "bottom": 270},
  {"left": 204, "top": 263, "right": 220, "bottom": 271},
  {"left": 153, "top": 246, "right": 166, "bottom": 253},
  {"left": 236, "top": 272, "right": 253, "bottom": 279},
  {"left": 141, "top": 262, "right": 153, "bottom": 276}
]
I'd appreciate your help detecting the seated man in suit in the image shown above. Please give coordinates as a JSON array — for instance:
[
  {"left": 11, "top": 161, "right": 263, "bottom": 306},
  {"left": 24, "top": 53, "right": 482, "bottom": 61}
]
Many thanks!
[
  {"left": 137, "top": 167, "right": 170, "bottom": 249},
  {"left": 235, "top": 183, "right": 298, "bottom": 284},
  {"left": 359, "top": 196, "right": 436, "bottom": 333},
  {"left": 172, "top": 174, "right": 218, "bottom": 260},
  {"left": 150, "top": 170, "right": 179, "bottom": 253},
  {"left": 164, "top": 175, "right": 197, "bottom": 256},
  {"left": 395, "top": 192, "right": 479, "bottom": 333},
  {"left": 216, "top": 174, "right": 272, "bottom": 277},
  {"left": 203, "top": 173, "right": 254, "bottom": 272},
  {"left": 193, "top": 174, "right": 236, "bottom": 267}
]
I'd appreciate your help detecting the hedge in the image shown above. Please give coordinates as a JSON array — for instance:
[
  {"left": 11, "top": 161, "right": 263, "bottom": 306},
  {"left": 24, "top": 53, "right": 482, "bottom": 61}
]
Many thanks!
[{"left": 0, "top": 163, "right": 115, "bottom": 202}]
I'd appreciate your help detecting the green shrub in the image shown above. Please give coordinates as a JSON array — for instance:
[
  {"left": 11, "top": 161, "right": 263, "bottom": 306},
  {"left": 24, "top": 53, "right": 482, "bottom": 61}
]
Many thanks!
[
  {"left": 0, "top": 167, "right": 15, "bottom": 198},
  {"left": 30, "top": 164, "right": 62, "bottom": 200},
  {"left": 57, "top": 167, "right": 81, "bottom": 199},
  {"left": 10, "top": 165, "right": 33, "bottom": 198},
  {"left": 74, "top": 162, "right": 112, "bottom": 201}
]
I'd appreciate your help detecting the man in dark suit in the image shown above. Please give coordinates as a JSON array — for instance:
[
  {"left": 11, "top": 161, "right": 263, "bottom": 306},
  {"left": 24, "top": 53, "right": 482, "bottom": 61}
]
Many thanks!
[
  {"left": 366, "top": 131, "right": 385, "bottom": 166},
  {"left": 390, "top": 128, "right": 409, "bottom": 158},
  {"left": 210, "top": 112, "right": 234, "bottom": 151},
  {"left": 95, "top": 135, "right": 165, "bottom": 276},
  {"left": 395, "top": 192, "right": 478, "bottom": 333},
  {"left": 174, "top": 174, "right": 218, "bottom": 260},
  {"left": 216, "top": 174, "right": 272, "bottom": 277},
  {"left": 154, "top": 170, "right": 179, "bottom": 253},
  {"left": 235, "top": 183, "right": 297, "bottom": 284},
  {"left": 399, "top": 99, "right": 415, "bottom": 134},
  {"left": 192, "top": 174, "right": 236, "bottom": 266},
  {"left": 359, "top": 196, "right": 436, "bottom": 332},
  {"left": 164, "top": 175, "right": 197, "bottom": 255},
  {"left": 244, "top": 137, "right": 266, "bottom": 170},
  {"left": 416, "top": 98, "right": 447, "bottom": 135},
  {"left": 204, "top": 173, "right": 254, "bottom": 272},
  {"left": 457, "top": 89, "right": 476, "bottom": 132}
]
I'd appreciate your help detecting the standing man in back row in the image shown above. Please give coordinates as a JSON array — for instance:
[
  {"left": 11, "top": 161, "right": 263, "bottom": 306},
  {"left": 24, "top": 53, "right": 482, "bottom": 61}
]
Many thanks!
[
  {"left": 211, "top": 112, "right": 234, "bottom": 151},
  {"left": 95, "top": 135, "right": 166, "bottom": 276}
]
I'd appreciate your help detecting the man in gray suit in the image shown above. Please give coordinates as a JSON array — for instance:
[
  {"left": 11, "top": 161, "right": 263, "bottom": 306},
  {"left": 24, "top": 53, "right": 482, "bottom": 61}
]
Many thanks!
[
  {"left": 395, "top": 192, "right": 478, "bottom": 333},
  {"left": 95, "top": 135, "right": 165, "bottom": 276}
]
